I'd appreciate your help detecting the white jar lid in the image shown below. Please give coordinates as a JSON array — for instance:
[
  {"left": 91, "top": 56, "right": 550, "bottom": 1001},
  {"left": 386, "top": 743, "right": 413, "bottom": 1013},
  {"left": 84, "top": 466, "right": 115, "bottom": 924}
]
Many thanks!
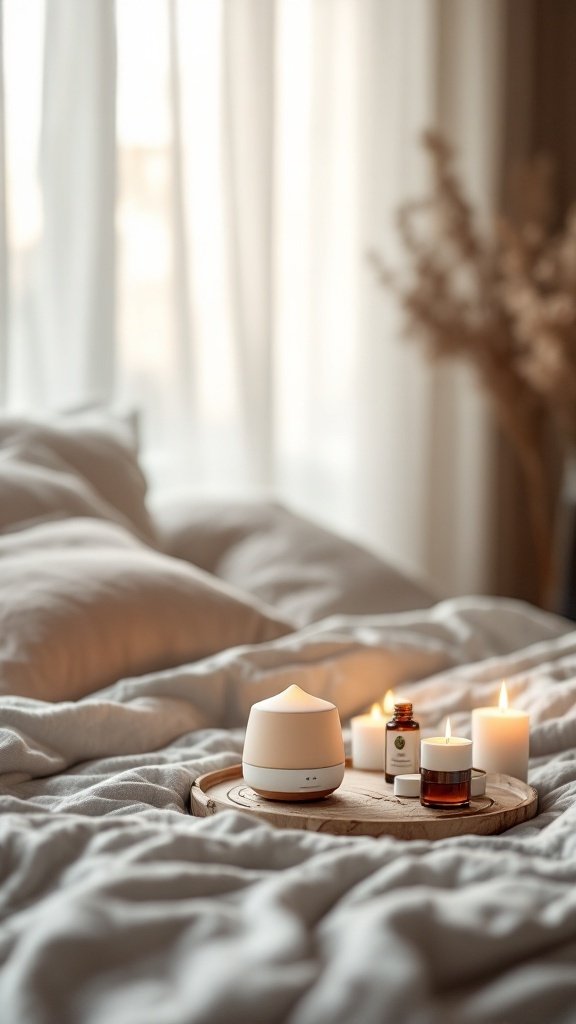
[
  {"left": 471, "top": 769, "right": 486, "bottom": 796},
  {"left": 393, "top": 773, "right": 420, "bottom": 797}
]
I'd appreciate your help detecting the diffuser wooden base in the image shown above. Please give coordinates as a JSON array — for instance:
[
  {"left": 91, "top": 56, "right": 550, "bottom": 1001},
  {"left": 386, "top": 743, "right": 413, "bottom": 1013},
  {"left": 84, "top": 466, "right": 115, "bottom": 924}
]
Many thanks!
[{"left": 190, "top": 762, "right": 537, "bottom": 841}]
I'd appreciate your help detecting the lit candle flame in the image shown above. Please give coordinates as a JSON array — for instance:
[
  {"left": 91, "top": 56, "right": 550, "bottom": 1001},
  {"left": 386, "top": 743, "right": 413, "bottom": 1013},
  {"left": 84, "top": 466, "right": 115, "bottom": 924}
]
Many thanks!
[
  {"left": 499, "top": 681, "right": 509, "bottom": 712},
  {"left": 383, "top": 689, "right": 395, "bottom": 715},
  {"left": 370, "top": 703, "right": 383, "bottom": 720},
  {"left": 445, "top": 717, "right": 452, "bottom": 744}
]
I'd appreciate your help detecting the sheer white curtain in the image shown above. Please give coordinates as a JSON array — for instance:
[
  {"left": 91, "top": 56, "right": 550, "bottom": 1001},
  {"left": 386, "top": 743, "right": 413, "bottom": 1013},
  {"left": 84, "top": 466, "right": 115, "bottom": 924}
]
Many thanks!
[
  {"left": 1, "top": 0, "right": 506, "bottom": 596},
  {"left": 0, "top": 1, "right": 7, "bottom": 404},
  {"left": 4, "top": 0, "right": 116, "bottom": 407}
]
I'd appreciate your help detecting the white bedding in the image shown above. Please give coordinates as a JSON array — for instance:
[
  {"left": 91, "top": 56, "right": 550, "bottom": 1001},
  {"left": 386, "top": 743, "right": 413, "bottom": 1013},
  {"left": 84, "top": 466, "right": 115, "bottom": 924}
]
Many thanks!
[
  {"left": 1, "top": 596, "right": 576, "bottom": 1024},
  {"left": 1, "top": 416, "right": 575, "bottom": 1023}
]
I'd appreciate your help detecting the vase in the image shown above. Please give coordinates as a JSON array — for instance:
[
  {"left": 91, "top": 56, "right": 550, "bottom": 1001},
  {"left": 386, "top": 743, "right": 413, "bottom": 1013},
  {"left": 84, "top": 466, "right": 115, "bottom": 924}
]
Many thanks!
[{"left": 550, "top": 447, "right": 576, "bottom": 620}]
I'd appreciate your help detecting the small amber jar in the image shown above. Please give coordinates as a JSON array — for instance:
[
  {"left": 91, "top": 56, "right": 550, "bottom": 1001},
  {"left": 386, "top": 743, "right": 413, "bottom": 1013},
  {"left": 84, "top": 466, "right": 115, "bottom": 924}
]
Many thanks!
[
  {"left": 385, "top": 702, "right": 420, "bottom": 783},
  {"left": 420, "top": 768, "right": 471, "bottom": 809}
]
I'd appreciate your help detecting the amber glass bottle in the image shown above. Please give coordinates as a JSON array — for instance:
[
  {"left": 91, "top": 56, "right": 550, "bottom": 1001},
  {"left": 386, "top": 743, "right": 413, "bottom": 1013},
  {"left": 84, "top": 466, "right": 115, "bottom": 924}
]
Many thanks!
[{"left": 385, "top": 702, "right": 420, "bottom": 783}]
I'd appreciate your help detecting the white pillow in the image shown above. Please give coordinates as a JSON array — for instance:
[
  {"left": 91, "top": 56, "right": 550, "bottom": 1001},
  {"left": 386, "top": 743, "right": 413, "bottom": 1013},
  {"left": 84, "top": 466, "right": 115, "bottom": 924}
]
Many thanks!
[
  {"left": 153, "top": 498, "right": 436, "bottom": 625},
  {"left": 0, "top": 410, "right": 156, "bottom": 543},
  {"left": 0, "top": 441, "right": 135, "bottom": 534},
  {"left": 0, "top": 518, "right": 290, "bottom": 701}
]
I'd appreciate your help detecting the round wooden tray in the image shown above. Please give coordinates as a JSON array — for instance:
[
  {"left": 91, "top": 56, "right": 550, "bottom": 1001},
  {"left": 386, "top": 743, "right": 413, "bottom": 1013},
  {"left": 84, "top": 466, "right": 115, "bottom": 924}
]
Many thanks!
[{"left": 191, "top": 763, "right": 538, "bottom": 840}]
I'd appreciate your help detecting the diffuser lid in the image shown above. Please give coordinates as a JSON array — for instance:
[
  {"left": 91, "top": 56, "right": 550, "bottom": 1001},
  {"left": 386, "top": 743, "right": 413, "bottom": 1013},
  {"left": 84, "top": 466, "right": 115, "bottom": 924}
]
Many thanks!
[{"left": 252, "top": 684, "right": 335, "bottom": 714}]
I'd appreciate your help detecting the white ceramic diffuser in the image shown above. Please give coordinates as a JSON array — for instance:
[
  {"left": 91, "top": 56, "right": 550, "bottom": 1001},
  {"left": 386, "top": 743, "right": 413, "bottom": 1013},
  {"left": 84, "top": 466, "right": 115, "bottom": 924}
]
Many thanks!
[{"left": 242, "top": 684, "right": 345, "bottom": 801}]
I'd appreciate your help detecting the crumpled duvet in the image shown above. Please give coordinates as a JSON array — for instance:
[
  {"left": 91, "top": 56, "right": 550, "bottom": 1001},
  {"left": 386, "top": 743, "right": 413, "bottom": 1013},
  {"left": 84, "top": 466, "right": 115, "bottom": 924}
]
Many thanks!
[{"left": 1, "top": 596, "right": 576, "bottom": 1024}]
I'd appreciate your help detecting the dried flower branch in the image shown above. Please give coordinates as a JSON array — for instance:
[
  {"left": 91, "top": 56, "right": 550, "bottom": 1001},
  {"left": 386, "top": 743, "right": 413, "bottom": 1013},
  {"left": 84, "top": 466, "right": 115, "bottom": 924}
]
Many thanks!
[{"left": 370, "top": 131, "right": 576, "bottom": 599}]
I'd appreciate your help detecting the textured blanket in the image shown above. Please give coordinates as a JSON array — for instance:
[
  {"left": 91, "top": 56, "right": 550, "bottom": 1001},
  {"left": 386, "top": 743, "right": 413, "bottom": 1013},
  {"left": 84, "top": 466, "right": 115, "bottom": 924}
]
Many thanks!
[{"left": 1, "top": 597, "right": 575, "bottom": 1024}]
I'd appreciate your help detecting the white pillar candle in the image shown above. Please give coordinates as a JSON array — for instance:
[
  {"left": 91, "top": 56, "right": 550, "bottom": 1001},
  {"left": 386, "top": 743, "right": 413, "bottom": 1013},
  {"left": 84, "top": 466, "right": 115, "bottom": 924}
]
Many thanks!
[
  {"left": 351, "top": 703, "right": 386, "bottom": 770},
  {"left": 472, "top": 682, "right": 529, "bottom": 781},
  {"left": 420, "top": 719, "right": 472, "bottom": 772},
  {"left": 420, "top": 737, "right": 473, "bottom": 771}
]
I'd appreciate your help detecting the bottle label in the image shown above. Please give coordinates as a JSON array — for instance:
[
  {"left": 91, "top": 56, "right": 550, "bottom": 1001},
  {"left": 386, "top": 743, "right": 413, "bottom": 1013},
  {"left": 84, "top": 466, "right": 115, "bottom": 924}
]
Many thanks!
[{"left": 386, "top": 729, "right": 420, "bottom": 775}]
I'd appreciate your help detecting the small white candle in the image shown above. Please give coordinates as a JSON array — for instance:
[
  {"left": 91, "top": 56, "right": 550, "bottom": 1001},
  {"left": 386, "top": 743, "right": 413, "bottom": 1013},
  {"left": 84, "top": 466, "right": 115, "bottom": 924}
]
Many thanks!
[
  {"left": 383, "top": 689, "right": 395, "bottom": 716},
  {"left": 472, "top": 682, "right": 529, "bottom": 781},
  {"left": 351, "top": 703, "right": 386, "bottom": 770},
  {"left": 421, "top": 718, "right": 473, "bottom": 772}
]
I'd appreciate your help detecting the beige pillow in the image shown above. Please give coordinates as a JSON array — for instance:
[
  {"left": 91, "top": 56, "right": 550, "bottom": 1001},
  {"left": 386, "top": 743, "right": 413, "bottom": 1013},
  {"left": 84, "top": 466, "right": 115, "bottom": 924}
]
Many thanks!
[
  {"left": 0, "top": 411, "right": 156, "bottom": 543},
  {"left": 0, "top": 441, "right": 137, "bottom": 535},
  {"left": 0, "top": 515, "right": 144, "bottom": 554},
  {"left": 0, "top": 518, "right": 290, "bottom": 701},
  {"left": 153, "top": 497, "right": 436, "bottom": 625}
]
